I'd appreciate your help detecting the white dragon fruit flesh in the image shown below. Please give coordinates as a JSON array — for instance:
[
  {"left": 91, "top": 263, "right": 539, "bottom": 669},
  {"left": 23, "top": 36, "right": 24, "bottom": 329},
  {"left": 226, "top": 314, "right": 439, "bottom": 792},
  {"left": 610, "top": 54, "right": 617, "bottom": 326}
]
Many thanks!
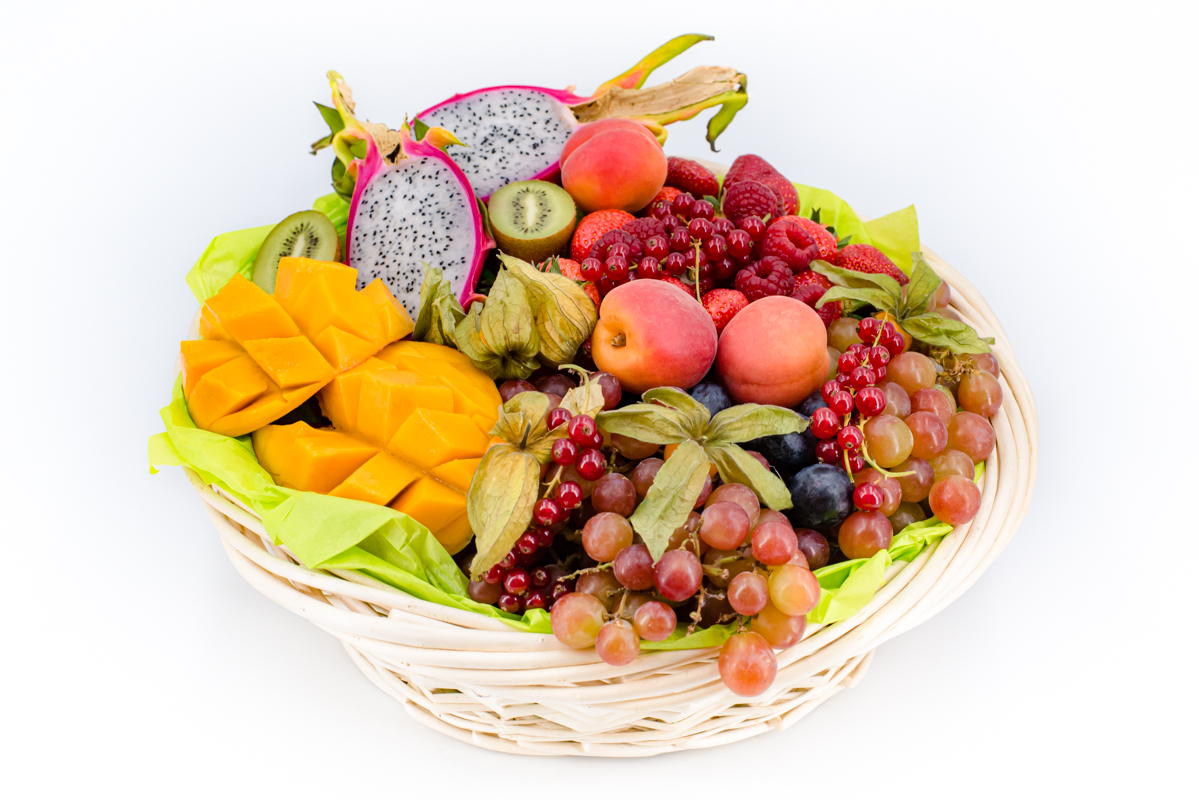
[
  {"left": 417, "top": 34, "right": 748, "bottom": 200},
  {"left": 325, "top": 72, "right": 493, "bottom": 317}
]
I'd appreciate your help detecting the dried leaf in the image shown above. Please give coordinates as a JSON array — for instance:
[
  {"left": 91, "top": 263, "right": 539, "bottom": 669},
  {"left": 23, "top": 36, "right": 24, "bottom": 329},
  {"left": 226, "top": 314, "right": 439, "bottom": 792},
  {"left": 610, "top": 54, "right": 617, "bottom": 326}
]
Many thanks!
[
  {"left": 454, "top": 273, "right": 541, "bottom": 380},
  {"left": 706, "top": 404, "right": 804, "bottom": 447},
  {"left": 467, "top": 444, "right": 542, "bottom": 580},
  {"left": 560, "top": 380, "right": 606, "bottom": 418},
  {"left": 900, "top": 253, "right": 943, "bottom": 318},
  {"left": 629, "top": 440, "right": 711, "bottom": 561},
  {"left": 596, "top": 403, "right": 696, "bottom": 445},
  {"left": 641, "top": 387, "right": 710, "bottom": 436},
  {"left": 707, "top": 444, "right": 793, "bottom": 511},
  {"left": 412, "top": 265, "right": 465, "bottom": 347},
  {"left": 500, "top": 254, "right": 597, "bottom": 366}
]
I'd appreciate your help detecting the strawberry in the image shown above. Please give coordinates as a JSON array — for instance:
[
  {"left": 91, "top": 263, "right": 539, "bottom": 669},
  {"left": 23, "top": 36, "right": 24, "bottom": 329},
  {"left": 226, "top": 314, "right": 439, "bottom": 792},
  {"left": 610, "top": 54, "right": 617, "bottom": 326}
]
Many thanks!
[
  {"left": 642, "top": 185, "right": 682, "bottom": 216},
  {"left": 571, "top": 209, "right": 635, "bottom": 262},
  {"left": 722, "top": 180, "right": 783, "bottom": 226},
  {"left": 540, "top": 257, "right": 600, "bottom": 308},
  {"left": 755, "top": 172, "right": 799, "bottom": 216},
  {"left": 581, "top": 281, "right": 601, "bottom": 308},
  {"left": 794, "top": 270, "right": 832, "bottom": 290},
  {"left": 831, "top": 243, "right": 909, "bottom": 285},
  {"left": 659, "top": 276, "right": 693, "bottom": 297},
  {"left": 666, "top": 157, "right": 719, "bottom": 198},
  {"left": 777, "top": 216, "right": 839, "bottom": 261},
  {"left": 702, "top": 288, "right": 748, "bottom": 333},
  {"left": 734, "top": 256, "right": 795, "bottom": 301},
  {"left": 724, "top": 154, "right": 776, "bottom": 185}
]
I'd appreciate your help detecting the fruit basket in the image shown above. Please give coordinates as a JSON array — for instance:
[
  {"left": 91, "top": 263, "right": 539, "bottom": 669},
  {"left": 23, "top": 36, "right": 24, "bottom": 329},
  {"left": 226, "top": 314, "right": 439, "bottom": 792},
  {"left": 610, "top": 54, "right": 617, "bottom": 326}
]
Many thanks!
[{"left": 154, "top": 38, "right": 1037, "bottom": 757}]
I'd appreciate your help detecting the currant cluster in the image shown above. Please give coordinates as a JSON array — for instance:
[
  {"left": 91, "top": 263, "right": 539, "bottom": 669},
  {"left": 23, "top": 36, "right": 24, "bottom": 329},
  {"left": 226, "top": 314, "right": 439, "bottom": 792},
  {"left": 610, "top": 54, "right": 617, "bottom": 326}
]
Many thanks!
[{"left": 472, "top": 530, "right": 574, "bottom": 614}]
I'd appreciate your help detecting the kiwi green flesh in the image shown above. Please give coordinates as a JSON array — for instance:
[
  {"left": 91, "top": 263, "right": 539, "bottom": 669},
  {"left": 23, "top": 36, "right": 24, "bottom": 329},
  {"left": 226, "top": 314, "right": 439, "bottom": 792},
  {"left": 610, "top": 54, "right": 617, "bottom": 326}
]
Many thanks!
[
  {"left": 252, "top": 210, "right": 338, "bottom": 293},
  {"left": 487, "top": 180, "right": 576, "bottom": 263}
]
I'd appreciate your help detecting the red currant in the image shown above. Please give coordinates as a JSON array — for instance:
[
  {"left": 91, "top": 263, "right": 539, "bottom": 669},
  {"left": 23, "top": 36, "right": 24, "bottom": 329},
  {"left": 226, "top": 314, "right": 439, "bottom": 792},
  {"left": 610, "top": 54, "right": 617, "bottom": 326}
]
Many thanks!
[
  {"left": 662, "top": 214, "right": 684, "bottom": 231},
  {"left": 504, "top": 568, "right": 530, "bottom": 595},
  {"left": 838, "top": 352, "right": 858, "bottom": 374},
  {"left": 551, "top": 437, "right": 578, "bottom": 465},
  {"left": 821, "top": 380, "right": 843, "bottom": 403},
  {"left": 638, "top": 257, "right": 662, "bottom": 279},
  {"left": 883, "top": 332, "right": 905, "bottom": 356},
  {"left": 649, "top": 200, "right": 671, "bottom": 219},
  {"left": 567, "top": 415, "right": 598, "bottom": 445},
  {"left": 580, "top": 257, "right": 603, "bottom": 281},
  {"left": 644, "top": 235, "right": 669, "bottom": 260},
  {"left": 815, "top": 440, "right": 843, "bottom": 464},
  {"left": 849, "top": 366, "right": 877, "bottom": 389},
  {"left": 847, "top": 454, "right": 867, "bottom": 473},
  {"left": 533, "top": 498, "right": 563, "bottom": 526},
  {"left": 855, "top": 387, "right": 886, "bottom": 417},
  {"left": 712, "top": 217, "right": 735, "bottom": 237},
  {"left": 858, "top": 317, "right": 880, "bottom": 340},
  {"left": 829, "top": 390, "right": 855, "bottom": 415},
  {"left": 727, "top": 229, "right": 753, "bottom": 260},
  {"left": 516, "top": 532, "right": 539, "bottom": 555},
  {"left": 847, "top": 342, "right": 869, "bottom": 358},
  {"left": 714, "top": 257, "right": 738, "bottom": 280},
  {"left": 671, "top": 192, "right": 696, "bottom": 218},
  {"left": 740, "top": 216, "right": 767, "bottom": 241},
  {"left": 868, "top": 346, "right": 891, "bottom": 368},
  {"left": 497, "top": 593, "right": 523, "bottom": 614},
  {"left": 546, "top": 407, "right": 572, "bottom": 430},
  {"left": 534, "top": 527, "right": 555, "bottom": 548},
  {"left": 576, "top": 448, "right": 607, "bottom": 480},
  {"left": 691, "top": 199, "right": 715, "bottom": 220},
  {"left": 874, "top": 365, "right": 887, "bottom": 381},
  {"left": 688, "top": 218, "right": 715, "bottom": 241},
  {"left": 607, "top": 243, "right": 630, "bottom": 260},
  {"left": 523, "top": 590, "right": 548, "bottom": 610},
  {"left": 550, "top": 583, "right": 570, "bottom": 602},
  {"left": 662, "top": 252, "right": 688, "bottom": 275},
  {"left": 555, "top": 480, "right": 583, "bottom": 510},
  {"left": 837, "top": 425, "right": 864, "bottom": 452},
  {"left": 810, "top": 407, "right": 841, "bottom": 439},
  {"left": 702, "top": 234, "right": 727, "bottom": 261},
  {"left": 605, "top": 256, "right": 629, "bottom": 281},
  {"left": 499, "top": 552, "right": 516, "bottom": 569},
  {"left": 669, "top": 227, "right": 691, "bottom": 252},
  {"left": 484, "top": 565, "right": 505, "bottom": 584}
]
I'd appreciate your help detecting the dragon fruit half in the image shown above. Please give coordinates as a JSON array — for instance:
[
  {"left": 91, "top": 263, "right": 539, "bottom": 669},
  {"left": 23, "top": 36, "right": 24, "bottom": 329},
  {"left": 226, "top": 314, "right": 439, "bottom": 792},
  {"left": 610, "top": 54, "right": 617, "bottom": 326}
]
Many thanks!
[
  {"left": 322, "top": 72, "right": 493, "bottom": 316},
  {"left": 416, "top": 34, "right": 749, "bottom": 200}
]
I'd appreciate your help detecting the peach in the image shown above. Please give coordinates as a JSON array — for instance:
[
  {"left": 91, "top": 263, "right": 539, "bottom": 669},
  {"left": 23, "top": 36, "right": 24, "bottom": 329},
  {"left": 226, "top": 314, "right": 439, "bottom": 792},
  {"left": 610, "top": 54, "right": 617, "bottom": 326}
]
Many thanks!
[
  {"left": 561, "top": 129, "right": 667, "bottom": 213},
  {"left": 716, "top": 296, "right": 830, "bottom": 407},
  {"left": 560, "top": 119, "right": 660, "bottom": 165},
  {"left": 591, "top": 280, "right": 717, "bottom": 394}
]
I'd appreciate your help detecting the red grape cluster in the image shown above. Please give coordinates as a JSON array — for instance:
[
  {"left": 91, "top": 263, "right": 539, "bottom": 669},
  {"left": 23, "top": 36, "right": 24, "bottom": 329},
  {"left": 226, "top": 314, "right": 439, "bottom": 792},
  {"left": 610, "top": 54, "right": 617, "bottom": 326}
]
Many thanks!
[{"left": 810, "top": 317, "right": 906, "bottom": 472}]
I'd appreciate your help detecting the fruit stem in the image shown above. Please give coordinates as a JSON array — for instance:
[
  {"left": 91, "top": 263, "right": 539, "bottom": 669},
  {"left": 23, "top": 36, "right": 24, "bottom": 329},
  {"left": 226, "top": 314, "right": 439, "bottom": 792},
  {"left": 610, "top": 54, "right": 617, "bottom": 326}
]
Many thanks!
[
  {"left": 692, "top": 241, "right": 703, "bottom": 302},
  {"left": 611, "top": 332, "right": 627, "bottom": 348},
  {"left": 542, "top": 465, "right": 565, "bottom": 497}
]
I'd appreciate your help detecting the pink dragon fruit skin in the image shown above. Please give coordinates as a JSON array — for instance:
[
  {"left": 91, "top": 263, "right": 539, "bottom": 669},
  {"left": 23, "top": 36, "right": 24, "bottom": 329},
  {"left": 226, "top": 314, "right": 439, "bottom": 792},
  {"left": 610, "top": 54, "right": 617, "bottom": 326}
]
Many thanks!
[
  {"left": 417, "top": 34, "right": 747, "bottom": 201},
  {"left": 329, "top": 73, "right": 493, "bottom": 315}
]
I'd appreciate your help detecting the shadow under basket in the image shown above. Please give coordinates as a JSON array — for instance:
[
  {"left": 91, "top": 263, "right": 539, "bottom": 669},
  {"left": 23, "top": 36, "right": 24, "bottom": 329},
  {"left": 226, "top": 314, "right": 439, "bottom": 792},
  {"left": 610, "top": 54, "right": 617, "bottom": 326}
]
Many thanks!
[{"left": 186, "top": 248, "right": 1038, "bottom": 757}]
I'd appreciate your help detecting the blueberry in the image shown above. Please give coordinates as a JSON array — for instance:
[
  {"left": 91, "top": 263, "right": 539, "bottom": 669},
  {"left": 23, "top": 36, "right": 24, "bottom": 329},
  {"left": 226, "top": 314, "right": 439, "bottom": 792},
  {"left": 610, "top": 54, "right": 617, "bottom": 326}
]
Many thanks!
[
  {"left": 785, "top": 464, "right": 855, "bottom": 532},
  {"left": 797, "top": 390, "right": 828, "bottom": 416},
  {"left": 744, "top": 430, "right": 817, "bottom": 475},
  {"left": 689, "top": 382, "right": 731, "bottom": 418}
]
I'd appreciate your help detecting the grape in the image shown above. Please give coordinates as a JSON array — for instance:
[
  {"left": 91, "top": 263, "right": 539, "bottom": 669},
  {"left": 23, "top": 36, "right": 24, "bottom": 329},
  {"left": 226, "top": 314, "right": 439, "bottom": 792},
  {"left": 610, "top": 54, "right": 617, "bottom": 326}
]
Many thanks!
[
  {"left": 767, "top": 563, "right": 821, "bottom": 616},
  {"left": 550, "top": 592, "right": 606, "bottom": 648},
  {"left": 743, "top": 430, "right": 817, "bottom": 475},
  {"left": 929, "top": 475, "right": 982, "bottom": 525},
  {"left": 751, "top": 601, "right": 808, "bottom": 648},
  {"left": 694, "top": 475, "right": 713, "bottom": 509},
  {"left": 633, "top": 600, "right": 677, "bottom": 642},
  {"left": 794, "top": 529, "right": 830, "bottom": 569},
  {"left": 667, "top": 511, "right": 703, "bottom": 554},
  {"left": 701, "top": 548, "right": 751, "bottom": 588},
  {"left": 930, "top": 449, "right": 976, "bottom": 481},
  {"left": 536, "top": 374, "right": 576, "bottom": 398},
  {"left": 614, "top": 544, "right": 655, "bottom": 590},
  {"left": 618, "top": 592, "right": 652, "bottom": 619},
  {"left": 910, "top": 387, "right": 955, "bottom": 425},
  {"left": 881, "top": 381, "right": 912, "bottom": 418},
  {"left": 630, "top": 457, "right": 664, "bottom": 496},
  {"left": 744, "top": 450, "right": 771, "bottom": 470},
  {"left": 785, "top": 464, "right": 855, "bottom": 531},
  {"left": 700, "top": 501, "right": 752, "bottom": 549},
  {"left": 969, "top": 352, "right": 1000, "bottom": 376},
  {"left": 691, "top": 591, "right": 737, "bottom": 627},
  {"left": 582, "top": 512, "right": 633, "bottom": 562},
  {"left": 959, "top": 370, "right": 1002, "bottom": 417},
  {"left": 755, "top": 509, "right": 792, "bottom": 530},
  {"left": 864, "top": 414, "right": 914, "bottom": 468},
  {"left": 596, "top": 619, "right": 640, "bottom": 666},
  {"left": 576, "top": 448, "right": 607, "bottom": 480},
  {"left": 611, "top": 433, "right": 659, "bottom": 460},
  {"left": 654, "top": 549, "right": 703, "bottom": 601},
  {"left": 468, "top": 578, "right": 503, "bottom": 605},
  {"left": 719, "top": 632, "right": 778, "bottom": 697},
  {"left": 889, "top": 352, "right": 937, "bottom": 395},
  {"left": 705, "top": 484, "right": 762, "bottom": 527},
  {"left": 929, "top": 281, "right": 951, "bottom": 309},
  {"left": 854, "top": 468, "right": 902, "bottom": 516},
  {"left": 728, "top": 571, "right": 770, "bottom": 615},
  {"left": 576, "top": 570, "right": 623, "bottom": 611},
  {"left": 499, "top": 379, "right": 536, "bottom": 402},
  {"left": 591, "top": 371, "right": 623, "bottom": 410},
  {"left": 838, "top": 510, "right": 893, "bottom": 559},
  {"left": 592, "top": 473, "right": 637, "bottom": 516},
  {"left": 947, "top": 412, "right": 995, "bottom": 462},
  {"left": 894, "top": 457, "right": 934, "bottom": 502},
  {"left": 888, "top": 501, "right": 927, "bottom": 533},
  {"left": 751, "top": 522, "right": 799, "bottom": 566},
  {"left": 905, "top": 410, "right": 949, "bottom": 460}
]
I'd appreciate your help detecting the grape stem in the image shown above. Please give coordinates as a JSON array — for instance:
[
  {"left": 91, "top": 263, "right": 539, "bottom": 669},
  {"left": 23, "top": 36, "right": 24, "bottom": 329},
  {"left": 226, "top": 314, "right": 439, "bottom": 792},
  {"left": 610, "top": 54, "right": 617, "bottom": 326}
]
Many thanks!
[
  {"left": 858, "top": 435, "right": 916, "bottom": 479},
  {"left": 561, "top": 562, "right": 613, "bottom": 582},
  {"left": 542, "top": 464, "right": 565, "bottom": 497}
]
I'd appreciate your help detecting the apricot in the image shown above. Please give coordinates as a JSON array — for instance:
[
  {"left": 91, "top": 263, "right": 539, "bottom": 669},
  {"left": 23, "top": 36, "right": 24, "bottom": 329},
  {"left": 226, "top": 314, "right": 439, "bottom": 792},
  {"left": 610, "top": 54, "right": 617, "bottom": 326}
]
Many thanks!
[
  {"left": 716, "top": 296, "right": 829, "bottom": 407},
  {"left": 560, "top": 119, "right": 660, "bottom": 165},
  {"left": 591, "top": 280, "right": 717, "bottom": 394},
  {"left": 561, "top": 129, "right": 667, "bottom": 213}
]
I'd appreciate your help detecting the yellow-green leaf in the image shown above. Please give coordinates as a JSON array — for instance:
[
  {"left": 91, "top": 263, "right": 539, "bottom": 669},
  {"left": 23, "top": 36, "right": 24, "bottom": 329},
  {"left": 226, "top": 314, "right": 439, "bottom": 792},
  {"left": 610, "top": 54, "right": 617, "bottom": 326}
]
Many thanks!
[
  {"left": 641, "top": 387, "right": 710, "bottom": 436},
  {"left": 706, "top": 404, "right": 804, "bottom": 447},
  {"left": 629, "top": 439, "right": 710, "bottom": 561},
  {"left": 412, "top": 265, "right": 465, "bottom": 348},
  {"left": 500, "top": 254, "right": 597, "bottom": 366},
  {"left": 900, "top": 253, "right": 942, "bottom": 317},
  {"left": 467, "top": 444, "right": 542, "bottom": 580},
  {"left": 596, "top": 404, "right": 695, "bottom": 445},
  {"left": 707, "top": 444, "right": 793, "bottom": 510}
]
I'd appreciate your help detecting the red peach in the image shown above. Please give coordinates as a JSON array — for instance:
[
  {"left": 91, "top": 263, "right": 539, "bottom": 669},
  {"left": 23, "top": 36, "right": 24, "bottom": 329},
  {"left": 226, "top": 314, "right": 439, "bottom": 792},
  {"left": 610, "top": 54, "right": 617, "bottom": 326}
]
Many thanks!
[
  {"left": 591, "top": 280, "right": 717, "bottom": 394},
  {"left": 561, "top": 129, "right": 667, "bottom": 213},
  {"left": 716, "top": 296, "right": 830, "bottom": 407},
  {"left": 560, "top": 119, "right": 660, "bottom": 165}
]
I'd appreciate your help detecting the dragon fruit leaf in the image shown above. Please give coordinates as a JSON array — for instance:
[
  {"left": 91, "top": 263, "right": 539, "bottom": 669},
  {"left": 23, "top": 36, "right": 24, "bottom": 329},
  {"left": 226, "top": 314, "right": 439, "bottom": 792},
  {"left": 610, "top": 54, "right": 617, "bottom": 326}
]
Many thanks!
[{"left": 593, "top": 33, "right": 714, "bottom": 95}]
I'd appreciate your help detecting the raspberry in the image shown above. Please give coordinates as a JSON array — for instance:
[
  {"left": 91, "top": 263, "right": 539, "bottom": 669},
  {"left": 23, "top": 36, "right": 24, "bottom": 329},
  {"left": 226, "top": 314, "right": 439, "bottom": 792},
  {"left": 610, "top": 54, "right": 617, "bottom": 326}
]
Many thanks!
[
  {"left": 791, "top": 277, "right": 841, "bottom": 328},
  {"left": 623, "top": 217, "right": 667, "bottom": 242},
  {"left": 666, "top": 157, "right": 720, "bottom": 198},
  {"left": 831, "top": 243, "right": 910, "bottom": 285},
  {"left": 701, "top": 288, "right": 748, "bottom": 333},
  {"left": 755, "top": 172, "right": 799, "bottom": 215},
  {"left": 724, "top": 154, "right": 777, "bottom": 185},
  {"left": 734, "top": 256, "right": 795, "bottom": 301},
  {"left": 779, "top": 216, "right": 839, "bottom": 261},
  {"left": 571, "top": 210, "right": 635, "bottom": 261},
  {"left": 588, "top": 229, "right": 644, "bottom": 262},
  {"left": 722, "top": 180, "right": 782, "bottom": 226},
  {"left": 759, "top": 218, "right": 821, "bottom": 272}
]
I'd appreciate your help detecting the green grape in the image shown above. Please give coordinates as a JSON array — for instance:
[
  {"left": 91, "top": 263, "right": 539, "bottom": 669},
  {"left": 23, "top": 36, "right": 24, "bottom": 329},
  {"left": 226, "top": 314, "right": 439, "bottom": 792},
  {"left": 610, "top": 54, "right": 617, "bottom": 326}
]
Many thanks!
[{"left": 864, "top": 414, "right": 914, "bottom": 468}]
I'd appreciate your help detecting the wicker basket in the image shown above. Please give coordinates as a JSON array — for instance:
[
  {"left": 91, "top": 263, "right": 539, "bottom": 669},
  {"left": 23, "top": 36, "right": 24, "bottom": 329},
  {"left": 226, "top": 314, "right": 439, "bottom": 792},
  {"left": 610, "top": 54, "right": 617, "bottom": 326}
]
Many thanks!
[{"left": 184, "top": 247, "right": 1037, "bottom": 757}]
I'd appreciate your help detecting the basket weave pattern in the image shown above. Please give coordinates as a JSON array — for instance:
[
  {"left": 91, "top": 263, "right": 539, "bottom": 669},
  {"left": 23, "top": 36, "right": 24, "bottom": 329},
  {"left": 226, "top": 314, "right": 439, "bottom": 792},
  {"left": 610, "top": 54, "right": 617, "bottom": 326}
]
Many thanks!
[{"left": 187, "top": 250, "right": 1038, "bottom": 757}]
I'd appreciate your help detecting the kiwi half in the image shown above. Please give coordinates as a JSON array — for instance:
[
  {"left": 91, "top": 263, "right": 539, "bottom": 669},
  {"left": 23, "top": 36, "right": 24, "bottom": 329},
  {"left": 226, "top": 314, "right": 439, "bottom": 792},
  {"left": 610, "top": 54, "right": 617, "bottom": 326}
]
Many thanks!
[
  {"left": 251, "top": 210, "right": 339, "bottom": 293},
  {"left": 487, "top": 180, "right": 577, "bottom": 263}
]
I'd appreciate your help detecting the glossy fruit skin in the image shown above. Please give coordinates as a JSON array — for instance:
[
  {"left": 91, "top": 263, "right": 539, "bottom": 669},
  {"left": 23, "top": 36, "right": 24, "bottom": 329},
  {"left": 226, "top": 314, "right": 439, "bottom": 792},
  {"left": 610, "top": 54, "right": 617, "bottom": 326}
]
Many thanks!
[
  {"left": 705, "top": 483, "right": 762, "bottom": 529},
  {"left": 576, "top": 570, "right": 622, "bottom": 611},
  {"left": 551, "top": 438, "right": 578, "bottom": 465},
  {"left": 905, "top": 410, "right": 949, "bottom": 460},
  {"left": 959, "top": 370, "right": 1003, "bottom": 417},
  {"left": 881, "top": 381, "right": 912, "bottom": 418},
  {"left": 630, "top": 458, "right": 663, "bottom": 496},
  {"left": 499, "top": 379, "right": 536, "bottom": 401},
  {"left": 591, "top": 473, "right": 637, "bottom": 517},
  {"left": 550, "top": 592, "right": 606, "bottom": 649},
  {"left": 718, "top": 632, "right": 779, "bottom": 698},
  {"left": 794, "top": 529, "right": 830, "bottom": 569},
  {"left": 611, "top": 433, "right": 658, "bottom": 460},
  {"left": 728, "top": 571, "right": 770, "bottom": 616},
  {"left": 751, "top": 521, "right": 799, "bottom": 565},
  {"left": 561, "top": 128, "right": 667, "bottom": 213},
  {"left": 576, "top": 448, "right": 607, "bottom": 480},
  {"left": 767, "top": 563, "right": 822, "bottom": 616},
  {"left": 931, "top": 448, "right": 976, "bottom": 482},
  {"left": 895, "top": 457, "right": 935, "bottom": 502},
  {"left": 633, "top": 601, "right": 677, "bottom": 642},
  {"left": 582, "top": 512, "right": 634, "bottom": 562},
  {"left": 947, "top": 412, "right": 996, "bottom": 462},
  {"left": 864, "top": 414, "right": 915, "bottom": 468},
  {"left": 700, "top": 501, "right": 752, "bottom": 550},
  {"left": 744, "top": 430, "right": 817, "bottom": 475},
  {"left": 613, "top": 544, "right": 655, "bottom": 590},
  {"left": 797, "top": 390, "right": 829, "bottom": 416},
  {"left": 690, "top": 382, "right": 732, "bottom": 418},
  {"left": 929, "top": 475, "right": 983, "bottom": 525},
  {"left": 785, "top": 464, "right": 856, "bottom": 532},
  {"left": 910, "top": 387, "right": 955, "bottom": 425},
  {"left": 889, "top": 352, "right": 937, "bottom": 395},
  {"left": 596, "top": 619, "right": 640, "bottom": 666},
  {"left": 716, "top": 296, "right": 830, "bottom": 407},
  {"left": 654, "top": 549, "right": 703, "bottom": 602},
  {"left": 838, "top": 510, "right": 894, "bottom": 559},
  {"left": 889, "top": 501, "right": 926, "bottom": 533},
  {"left": 751, "top": 601, "right": 808, "bottom": 648}
]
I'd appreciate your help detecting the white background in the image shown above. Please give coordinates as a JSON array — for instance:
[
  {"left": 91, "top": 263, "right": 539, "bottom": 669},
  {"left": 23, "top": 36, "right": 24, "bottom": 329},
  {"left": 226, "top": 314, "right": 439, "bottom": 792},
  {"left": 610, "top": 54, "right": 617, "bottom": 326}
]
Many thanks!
[{"left": 3, "top": 1, "right": 1196, "bottom": 796}]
